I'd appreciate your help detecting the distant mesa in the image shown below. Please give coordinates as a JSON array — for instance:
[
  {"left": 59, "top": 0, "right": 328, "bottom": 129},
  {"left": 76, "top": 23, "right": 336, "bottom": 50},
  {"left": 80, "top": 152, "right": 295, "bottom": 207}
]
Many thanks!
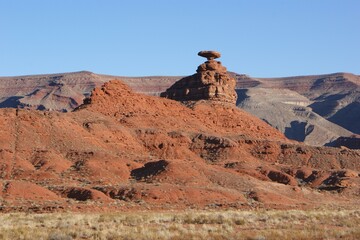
[{"left": 160, "top": 50, "right": 237, "bottom": 104}]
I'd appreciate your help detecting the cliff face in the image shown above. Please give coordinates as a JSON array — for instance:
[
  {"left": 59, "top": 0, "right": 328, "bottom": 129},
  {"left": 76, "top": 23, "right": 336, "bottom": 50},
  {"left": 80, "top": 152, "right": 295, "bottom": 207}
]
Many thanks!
[{"left": 0, "top": 80, "right": 359, "bottom": 212}]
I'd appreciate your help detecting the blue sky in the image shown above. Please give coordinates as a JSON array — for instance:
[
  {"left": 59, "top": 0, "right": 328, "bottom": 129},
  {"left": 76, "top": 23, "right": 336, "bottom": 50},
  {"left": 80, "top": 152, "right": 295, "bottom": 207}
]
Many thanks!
[{"left": 1, "top": 0, "right": 359, "bottom": 77}]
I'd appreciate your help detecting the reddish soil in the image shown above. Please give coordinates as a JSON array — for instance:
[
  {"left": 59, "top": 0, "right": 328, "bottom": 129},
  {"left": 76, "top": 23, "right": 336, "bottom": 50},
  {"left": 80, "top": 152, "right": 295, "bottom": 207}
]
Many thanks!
[{"left": 0, "top": 80, "right": 359, "bottom": 212}]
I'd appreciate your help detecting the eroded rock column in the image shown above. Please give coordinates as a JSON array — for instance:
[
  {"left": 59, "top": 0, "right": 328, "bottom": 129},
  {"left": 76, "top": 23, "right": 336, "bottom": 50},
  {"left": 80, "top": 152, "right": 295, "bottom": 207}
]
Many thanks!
[{"left": 160, "top": 51, "right": 237, "bottom": 104}]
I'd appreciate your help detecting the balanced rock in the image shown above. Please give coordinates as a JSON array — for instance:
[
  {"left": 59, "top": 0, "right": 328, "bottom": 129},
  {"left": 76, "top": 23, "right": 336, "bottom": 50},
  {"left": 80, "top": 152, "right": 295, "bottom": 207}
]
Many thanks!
[
  {"left": 160, "top": 51, "right": 237, "bottom": 104},
  {"left": 198, "top": 50, "right": 221, "bottom": 60}
]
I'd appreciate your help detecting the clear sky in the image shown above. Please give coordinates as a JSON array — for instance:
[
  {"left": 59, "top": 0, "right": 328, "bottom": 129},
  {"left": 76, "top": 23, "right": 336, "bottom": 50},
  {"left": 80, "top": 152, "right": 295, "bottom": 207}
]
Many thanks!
[{"left": 1, "top": 0, "right": 359, "bottom": 77}]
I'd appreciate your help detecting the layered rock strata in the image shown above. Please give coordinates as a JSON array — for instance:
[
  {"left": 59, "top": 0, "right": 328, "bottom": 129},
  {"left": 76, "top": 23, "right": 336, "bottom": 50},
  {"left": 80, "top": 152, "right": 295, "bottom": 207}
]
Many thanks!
[{"left": 160, "top": 51, "right": 237, "bottom": 104}]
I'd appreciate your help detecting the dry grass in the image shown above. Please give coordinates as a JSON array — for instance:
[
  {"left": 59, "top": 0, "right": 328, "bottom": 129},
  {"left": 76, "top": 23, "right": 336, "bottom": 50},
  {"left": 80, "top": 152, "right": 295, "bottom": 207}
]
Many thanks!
[{"left": 0, "top": 209, "right": 359, "bottom": 239}]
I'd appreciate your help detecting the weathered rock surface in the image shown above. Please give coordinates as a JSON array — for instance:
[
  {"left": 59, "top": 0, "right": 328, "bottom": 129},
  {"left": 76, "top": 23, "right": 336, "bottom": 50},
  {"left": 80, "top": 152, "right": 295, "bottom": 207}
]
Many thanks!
[
  {"left": 160, "top": 51, "right": 237, "bottom": 104},
  {"left": 0, "top": 80, "right": 360, "bottom": 212}
]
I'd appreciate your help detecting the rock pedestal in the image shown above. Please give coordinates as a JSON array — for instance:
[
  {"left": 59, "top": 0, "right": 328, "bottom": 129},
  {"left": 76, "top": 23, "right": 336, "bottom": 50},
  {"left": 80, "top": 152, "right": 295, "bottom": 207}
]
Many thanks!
[{"left": 160, "top": 51, "right": 237, "bottom": 104}]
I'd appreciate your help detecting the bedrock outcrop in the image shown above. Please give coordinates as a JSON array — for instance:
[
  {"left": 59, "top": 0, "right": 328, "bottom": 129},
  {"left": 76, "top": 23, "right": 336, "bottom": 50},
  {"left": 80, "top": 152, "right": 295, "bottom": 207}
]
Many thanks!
[{"left": 160, "top": 51, "right": 237, "bottom": 104}]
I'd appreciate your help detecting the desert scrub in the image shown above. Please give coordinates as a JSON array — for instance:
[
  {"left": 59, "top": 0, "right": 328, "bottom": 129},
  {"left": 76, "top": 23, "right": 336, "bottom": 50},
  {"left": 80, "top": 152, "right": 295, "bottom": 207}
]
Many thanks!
[{"left": 0, "top": 209, "right": 359, "bottom": 239}]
